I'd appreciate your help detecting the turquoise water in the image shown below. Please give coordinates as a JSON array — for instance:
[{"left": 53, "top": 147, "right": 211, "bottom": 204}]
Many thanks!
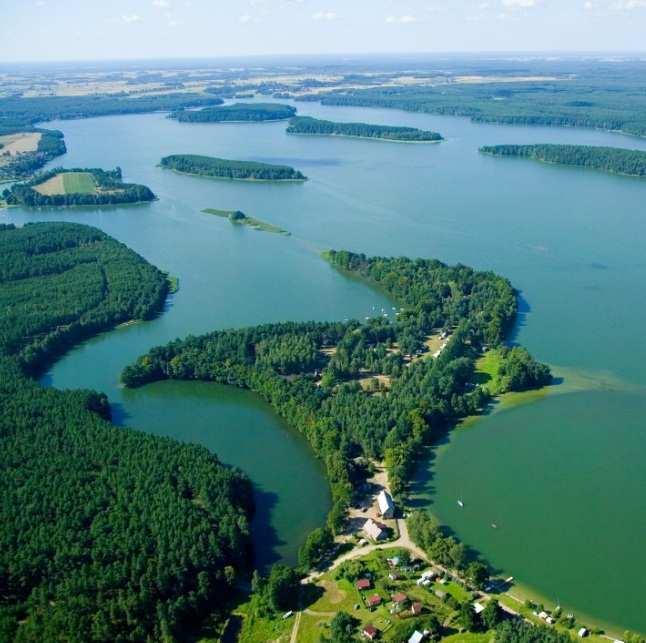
[{"left": 5, "top": 98, "right": 646, "bottom": 627}]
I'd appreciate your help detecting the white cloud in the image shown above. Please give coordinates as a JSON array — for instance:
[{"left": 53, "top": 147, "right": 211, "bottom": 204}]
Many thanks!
[
  {"left": 239, "top": 13, "right": 252, "bottom": 23},
  {"left": 583, "top": 0, "right": 593, "bottom": 9},
  {"left": 35, "top": 0, "right": 46, "bottom": 6},
  {"left": 121, "top": 13, "right": 143, "bottom": 23},
  {"left": 385, "top": 14, "right": 418, "bottom": 23},
  {"left": 152, "top": 0, "right": 170, "bottom": 7},
  {"left": 312, "top": 10, "right": 337, "bottom": 20}
]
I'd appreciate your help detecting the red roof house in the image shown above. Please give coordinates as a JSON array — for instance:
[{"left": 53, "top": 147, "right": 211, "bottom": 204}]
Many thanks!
[
  {"left": 356, "top": 578, "right": 371, "bottom": 591},
  {"left": 362, "top": 624, "right": 378, "bottom": 640},
  {"left": 392, "top": 592, "right": 408, "bottom": 605},
  {"left": 367, "top": 594, "right": 382, "bottom": 608}
]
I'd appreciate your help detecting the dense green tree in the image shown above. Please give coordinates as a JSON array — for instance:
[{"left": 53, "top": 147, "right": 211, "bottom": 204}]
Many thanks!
[
  {"left": 299, "top": 527, "right": 334, "bottom": 570},
  {"left": 326, "top": 611, "right": 359, "bottom": 643},
  {"left": 265, "top": 565, "right": 300, "bottom": 613},
  {"left": 466, "top": 561, "right": 489, "bottom": 589},
  {"left": 160, "top": 154, "right": 306, "bottom": 181},
  {"left": 170, "top": 102, "right": 296, "bottom": 123},
  {"left": 459, "top": 602, "right": 478, "bottom": 631},
  {"left": 481, "top": 144, "right": 646, "bottom": 178},
  {"left": 286, "top": 116, "right": 442, "bottom": 141},
  {"left": 0, "top": 223, "right": 254, "bottom": 641},
  {"left": 481, "top": 599, "right": 503, "bottom": 630}
]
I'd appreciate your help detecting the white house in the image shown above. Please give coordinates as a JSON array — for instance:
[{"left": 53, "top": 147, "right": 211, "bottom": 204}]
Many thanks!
[
  {"left": 377, "top": 490, "right": 395, "bottom": 518},
  {"left": 578, "top": 628, "right": 589, "bottom": 638},
  {"left": 363, "top": 518, "right": 387, "bottom": 541},
  {"left": 408, "top": 631, "right": 425, "bottom": 643}
]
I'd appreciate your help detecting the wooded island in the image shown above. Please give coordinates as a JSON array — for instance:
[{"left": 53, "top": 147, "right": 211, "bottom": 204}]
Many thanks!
[
  {"left": 286, "top": 115, "right": 443, "bottom": 142},
  {"left": 170, "top": 102, "right": 296, "bottom": 123},
  {"left": 160, "top": 154, "right": 307, "bottom": 181}
]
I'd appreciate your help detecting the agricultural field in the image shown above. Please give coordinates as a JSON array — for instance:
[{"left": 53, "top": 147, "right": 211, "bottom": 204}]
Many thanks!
[
  {"left": 34, "top": 171, "right": 97, "bottom": 195},
  {"left": 0, "top": 132, "right": 41, "bottom": 157}
]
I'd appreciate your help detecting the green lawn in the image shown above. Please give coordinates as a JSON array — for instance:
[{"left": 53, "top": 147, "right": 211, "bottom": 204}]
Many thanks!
[
  {"left": 474, "top": 350, "right": 505, "bottom": 395},
  {"left": 62, "top": 172, "right": 97, "bottom": 194},
  {"left": 443, "top": 632, "right": 495, "bottom": 643}
]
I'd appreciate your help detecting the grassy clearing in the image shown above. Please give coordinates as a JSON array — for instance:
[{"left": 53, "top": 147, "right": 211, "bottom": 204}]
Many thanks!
[
  {"left": 234, "top": 602, "right": 293, "bottom": 643},
  {"left": 62, "top": 172, "right": 96, "bottom": 194},
  {"left": 443, "top": 632, "right": 494, "bottom": 643},
  {"left": 202, "top": 208, "right": 290, "bottom": 235},
  {"left": 298, "top": 612, "right": 329, "bottom": 643},
  {"left": 34, "top": 172, "right": 96, "bottom": 195},
  {"left": 473, "top": 349, "right": 505, "bottom": 395}
]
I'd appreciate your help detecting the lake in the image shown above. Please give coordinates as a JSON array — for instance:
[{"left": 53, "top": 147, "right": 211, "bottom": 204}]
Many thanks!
[{"left": 6, "top": 98, "right": 646, "bottom": 631}]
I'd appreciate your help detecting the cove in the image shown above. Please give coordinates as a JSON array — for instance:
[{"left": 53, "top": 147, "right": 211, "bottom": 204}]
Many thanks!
[{"left": 4, "top": 96, "right": 646, "bottom": 629}]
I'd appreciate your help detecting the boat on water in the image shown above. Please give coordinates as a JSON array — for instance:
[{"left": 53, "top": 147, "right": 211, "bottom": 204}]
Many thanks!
[{"left": 457, "top": 499, "right": 464, "bottom": 508}]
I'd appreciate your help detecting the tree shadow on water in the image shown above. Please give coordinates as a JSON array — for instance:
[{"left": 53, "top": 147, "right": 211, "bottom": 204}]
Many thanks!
[
  {"left": 251, "top": 488, "right": 287, "bottom": 573},
  {"left": 506, "top": 291, "right": 531, "bottom": 346}
]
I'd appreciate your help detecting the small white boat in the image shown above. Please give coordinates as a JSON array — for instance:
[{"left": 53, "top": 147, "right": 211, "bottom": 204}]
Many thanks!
[
  {"left": 491, "top": 523, "right": 497, "bottom": 529},
  {"left": 457, "top": 499, "right": 464, "bottom": 508}
]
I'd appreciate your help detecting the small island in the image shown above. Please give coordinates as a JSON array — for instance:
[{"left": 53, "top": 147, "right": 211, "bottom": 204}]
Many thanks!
[
  {"left": 2, "top": 167, "right": 155, "bottom": 207},
  {"left": 170, "top": 102, "right": 296, "bottom": 123},
  {"left": 286, "top": 116, "right": 443, "bottom": 142},
  {"left": 480, "top": 144, "right": 646, "bottom": 178},
  {"left": 160, "top": 154, "right": 307, "bottom": 182},
  {"left": 203, "top": 208, "right": 290, "bottom": 235}
]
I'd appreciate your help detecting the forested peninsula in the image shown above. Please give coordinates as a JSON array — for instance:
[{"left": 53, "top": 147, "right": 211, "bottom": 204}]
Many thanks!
[
  {"left": 3, "top": 167, "right": 156, "bottom": 207},
  {"left": 0, "top": 222, "right": 253, "bottom": 642},
  {"left": 170, "top": 102, "right": 296, "bottom": 123},
  {"left": 160, "top": 154, "right": 307, "bottom": 181},
  {"left": 480, "top": 144, "right": 646, "bottom": 177},
  {"left": 286, "top": 116, "right": 443, "bottom": 142},
  {"left": 123, "top": 250, "right": 551, "bottom": 569}
]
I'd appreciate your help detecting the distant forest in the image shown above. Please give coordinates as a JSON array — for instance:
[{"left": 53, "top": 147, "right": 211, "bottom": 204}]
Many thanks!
[
  {"left": 0, "top": 93, "right": 223, "bottom": 130},
  {"left": 480, "top": 144, "right": 646, "bottom": 177},
  {"left": 170, "top": 102, "right": 296, "bottom": 123},
  {"left": 0, "top": 222, "right": 253, "bottom": 642},
  {"left": 311, "top": 79, "right": 646, "bottom": 137},
  {"left": 160, "top": 154, "right": 306, "bottom": 181},
  {"left": 287, "top": 116, "right": 443, "bottom": 141}
]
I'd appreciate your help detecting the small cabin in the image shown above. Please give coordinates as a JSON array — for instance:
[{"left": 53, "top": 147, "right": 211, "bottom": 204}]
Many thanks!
[
  {"left": 377, "top": 490, "right": 395, "bottom": 519},
  {"left": 362, "top": 624, "right": 378, "bottom": 640},
  {"left": 356, "top": 578, "right": 371, "bottom": 591}
]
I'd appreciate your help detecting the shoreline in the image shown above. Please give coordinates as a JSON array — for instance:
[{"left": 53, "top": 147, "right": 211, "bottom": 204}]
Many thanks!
[
  {"left": 422, "top": 364, "right": 644, "bottom": 639},
  {"left": 161, "top": 167, "right": 307, "bottom": 183},
  {"left": 287, "top": 131, "right": 443, "bottom": 144},
  {"left": 480, "top": 150, "right": 646, "bottom": 180}
]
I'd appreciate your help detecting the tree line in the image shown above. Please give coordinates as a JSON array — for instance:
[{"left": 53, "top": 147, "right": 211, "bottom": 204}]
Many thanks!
[
  {"left": 0, "top": 222, "right": 254, "bottom": 641},
  {"left": 480, "top": 144, "right": 646, "bottom": 178},
  {"left": 122, "top": 250, "right": 551, "bottom": 568},
  {"left": 312, "top": 79, "right": 646, "bottom": 138},
  {"left": 286, "top": 115, "right": 443, "bottom": 141},
  {"left": 0, "top": 93, "right": 224, "bottom": 130},
  {"left": 160, "top": 154, "right": 307, "bottom": 181}
]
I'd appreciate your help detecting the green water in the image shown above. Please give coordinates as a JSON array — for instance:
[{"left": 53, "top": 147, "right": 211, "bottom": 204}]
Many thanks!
[{"left": 5, "top": 99, "right": 646, "bottom": 628}]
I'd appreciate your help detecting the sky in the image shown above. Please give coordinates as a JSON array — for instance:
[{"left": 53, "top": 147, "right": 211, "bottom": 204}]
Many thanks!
[{"left": 1, "top": 0, "right": 646, "bottom": 63}]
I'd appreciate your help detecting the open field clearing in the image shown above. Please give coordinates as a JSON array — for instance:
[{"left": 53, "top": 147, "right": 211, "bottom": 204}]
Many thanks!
[
  {"left": 34, "top": 172, "right": 96, "bottom": 195},
  {"left": 0, "top": 132, "right": 41, "bottom": 155}
]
